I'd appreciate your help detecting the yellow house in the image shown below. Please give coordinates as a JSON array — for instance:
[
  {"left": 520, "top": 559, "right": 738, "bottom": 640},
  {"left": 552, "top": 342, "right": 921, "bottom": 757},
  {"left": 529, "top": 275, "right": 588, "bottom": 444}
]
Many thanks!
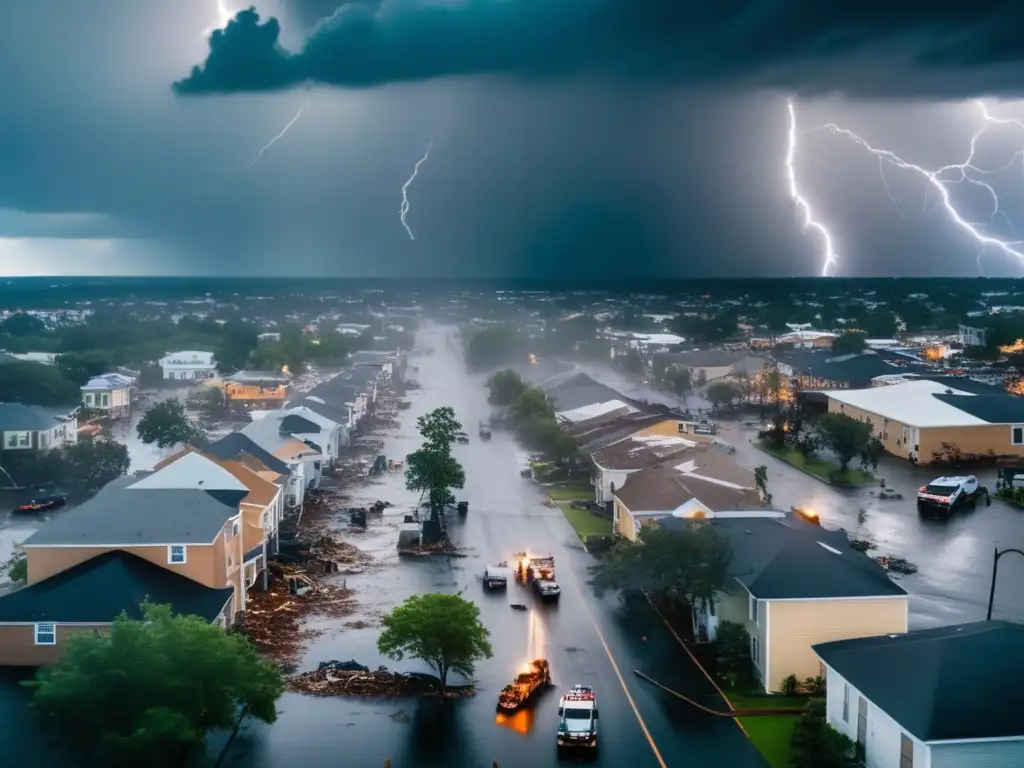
[
  {"left": 0, "top": 454, "right": 251, "bottom": 666},
  {"left": 826, "top": 378, "right": 1024, "bottom": 464},
  {"left": 612, "top": 445, "right": 762, "bottom": 541},
  {"left": 660, "top": 513, "right": 909, "bottom": 693},
  {"left": 223, "top": 370, "right": 289, "bottom": 410}
]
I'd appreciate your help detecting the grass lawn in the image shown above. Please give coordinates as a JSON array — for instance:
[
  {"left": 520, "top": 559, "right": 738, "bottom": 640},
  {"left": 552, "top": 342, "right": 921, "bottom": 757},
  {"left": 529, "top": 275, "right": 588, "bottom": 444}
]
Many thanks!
[
  {"left": 726, "top": 692, "right": 805, "bottom": 768},
  {"left": 547, "top": 483, "right": 594, "bottom": 501},
  {"left": 758, "top": 442, "right": 874, "bottom": 486},
  {"left": 553, "top": 501, "right": 612, "bottom": 538}
]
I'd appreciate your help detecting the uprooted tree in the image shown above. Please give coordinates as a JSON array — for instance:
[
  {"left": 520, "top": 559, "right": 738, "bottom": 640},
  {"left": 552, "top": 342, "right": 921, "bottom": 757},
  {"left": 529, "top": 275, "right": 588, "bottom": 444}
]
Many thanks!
[
  {"left": 405, "top": 406, "right": 466, "bottom": 526},
  {"left": 24, "top": 603, "right": 282, "bottom": 767},
  {"left": 377, "top": 593, "right": 493, "bottom": 690}
]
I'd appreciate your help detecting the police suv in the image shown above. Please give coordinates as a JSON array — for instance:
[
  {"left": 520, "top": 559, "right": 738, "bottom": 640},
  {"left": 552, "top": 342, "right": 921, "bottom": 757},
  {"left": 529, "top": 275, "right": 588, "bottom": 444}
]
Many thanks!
[{"left": 557, "top": 685, "right": 598, "bottom": 751}]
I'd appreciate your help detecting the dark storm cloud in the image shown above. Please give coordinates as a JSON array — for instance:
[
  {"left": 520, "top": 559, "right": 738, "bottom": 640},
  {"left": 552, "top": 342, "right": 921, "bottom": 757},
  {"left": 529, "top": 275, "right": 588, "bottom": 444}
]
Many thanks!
[{"left": 176, "top": 1, "right": 1024, "bottom": 99}]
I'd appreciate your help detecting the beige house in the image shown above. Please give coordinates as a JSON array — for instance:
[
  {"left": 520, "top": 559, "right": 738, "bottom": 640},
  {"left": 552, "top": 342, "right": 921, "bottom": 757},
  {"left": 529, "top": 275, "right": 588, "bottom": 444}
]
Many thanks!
[
  {"left": 660, "top": 513, "right": 908, "bottom": 693},
  {"left": 612, "top": 444, "right": 762, "bottom": 541},
  {"left": 0, "top": 453, "right": 251, "bottom": 666},
  {"left": 826, "top": 378, "right": 1024, "bottom": 464}
]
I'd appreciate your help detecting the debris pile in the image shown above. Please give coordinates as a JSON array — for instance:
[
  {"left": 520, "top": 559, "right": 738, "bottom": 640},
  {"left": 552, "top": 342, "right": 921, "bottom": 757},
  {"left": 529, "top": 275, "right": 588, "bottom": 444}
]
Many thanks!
[
  {"left": 286, "top": 660, "right": 473, "bottom": 699},
  {"left": 242, "top": 564, "right": 358, "bottom": 668},
  {"left": 876, "top": 556, "right": 918, "bottom": 575},
  {"left": 308, "top": 533, "right": 375, "bottom": 574},
  {"left": 398, "top": 538, "right": 466, "bottom": 558}
]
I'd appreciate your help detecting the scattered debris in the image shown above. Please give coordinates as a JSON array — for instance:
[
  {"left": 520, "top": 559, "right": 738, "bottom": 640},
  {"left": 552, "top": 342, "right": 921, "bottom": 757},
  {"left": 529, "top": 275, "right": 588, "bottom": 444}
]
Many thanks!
[
  {"left": 848, "top": 537, "right": 877, "bottom": 553},
  {"left": 876, "top": 556, "right": 918, "bottom": 575},
  {"left": 398, "top": 539, "right": 466, "bottom": 558},
  {"left": 872, "top": 488, "right": 904, "bottom": 501},
  {"left": 242, "top": 563, "right": 359, "bottom": 669},
  {"left": 510, "top": 604, "right": 527, "bottom": 611},
  {"left": 287, "top": 660, "right": 474, "bottom": 699},
  {"left": 307, "top": 533, "right": 375, "bottom": 574}
]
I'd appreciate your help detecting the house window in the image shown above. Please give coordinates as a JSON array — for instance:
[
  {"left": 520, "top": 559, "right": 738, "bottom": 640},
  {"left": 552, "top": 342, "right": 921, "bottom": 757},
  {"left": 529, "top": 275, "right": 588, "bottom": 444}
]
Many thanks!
[
  {"left": 100, "top": 393, "right": 109, "bottom": 407},
  {"left": 232, "top": 521, "right": 240, "bottom": 537},
  {"left": 34, "top": 623, "right": 56, "bottom": 645},
  {"left": 899, "top": 733, "right": 914, "bottom": 768},
  {"left": 750, "top": 635, "right": 759, "bottom": 666},
  {"left": 39, "top": 433, "right": 49, "bottom": 448},
  {"left": 748, "top": 594, "right": 759, "bottom": 625},
  {"left": 18, "top": 432, "right": 29, "bottom": 447},
  {"left": 168, "top": 545, "right": 186, "bottom": 564},
  {"left": 84, "top": 394, "right": 93, "bottom": 405},
  {"left": 1013, "top": 426, "right": 1024, "bottom": 446},
  {"left": 677, "top": 422, "right": 688, "bottom": 434},
  {"left": 842, "top": 684, "right": 850, "bottom": 722}
]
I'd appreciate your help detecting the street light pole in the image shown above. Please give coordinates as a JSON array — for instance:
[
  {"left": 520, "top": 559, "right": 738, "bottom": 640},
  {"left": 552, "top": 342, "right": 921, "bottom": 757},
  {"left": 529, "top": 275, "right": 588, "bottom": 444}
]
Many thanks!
[{"left": 985, "top": 547, "right": 1024, "bottom": 620}]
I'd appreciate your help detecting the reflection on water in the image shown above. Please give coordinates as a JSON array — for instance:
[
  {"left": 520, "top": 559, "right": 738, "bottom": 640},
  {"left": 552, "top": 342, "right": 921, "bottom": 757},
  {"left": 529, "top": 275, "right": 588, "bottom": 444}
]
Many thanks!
[{"left": 495, "top": 707, "right": 536, "bottom": 735}]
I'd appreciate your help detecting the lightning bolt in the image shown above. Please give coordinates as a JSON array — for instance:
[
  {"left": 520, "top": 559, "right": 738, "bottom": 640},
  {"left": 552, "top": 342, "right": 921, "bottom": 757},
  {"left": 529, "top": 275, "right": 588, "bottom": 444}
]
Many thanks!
[
  {"left": 400, "top": 140, "right": 434, "bottom": 241},
  {"left": 798, "top": 100, "right": 1024, "bottom": 274},
  {"left": 786, "top": 100, "right": 839, "bottom": 277},
  {"left": 238, "top": 101, "right": 311, "bottom": 171},
  {"left": 199, "top": 0, "right": 234, "bottom": 40}
]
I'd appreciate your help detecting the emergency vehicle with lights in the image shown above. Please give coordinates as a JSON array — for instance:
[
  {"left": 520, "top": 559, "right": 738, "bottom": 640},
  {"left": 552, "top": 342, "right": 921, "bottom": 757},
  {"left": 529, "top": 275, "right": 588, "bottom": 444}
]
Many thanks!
[{"left": 557, "top": 685, "right": 598, "bottom": 751}]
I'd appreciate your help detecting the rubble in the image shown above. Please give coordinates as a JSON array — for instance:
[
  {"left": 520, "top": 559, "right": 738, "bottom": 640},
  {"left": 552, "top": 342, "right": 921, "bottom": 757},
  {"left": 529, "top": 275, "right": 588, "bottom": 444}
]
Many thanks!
[
  {"left": 307, "top": 533, "right": 375, "bottom": 574},
  {"left": 397, "top": 538, "right": 467, "bottom": 558},
  {"left": 242, "top": 563, "right": 359, "bottom": 669},
  {"left": 286, "top": 660, "right": 475, "bottom": 699}
]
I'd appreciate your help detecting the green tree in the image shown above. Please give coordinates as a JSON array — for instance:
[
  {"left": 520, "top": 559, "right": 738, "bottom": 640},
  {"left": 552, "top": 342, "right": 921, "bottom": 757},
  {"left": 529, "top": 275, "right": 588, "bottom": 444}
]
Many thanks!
[
  {"left": 790, "top": 698, "right": 859, "bottom": 768},
  {"left": 509, "top": 388, "right": 555, "bottom": 425},
  {"left": 8, "top": 556, "right": 26, "bottom": 583},
  {"left": 55, "top": 351, "right": 112, "bottom": 386},
  {"left": 859, "top": 435, "right": 885, "bottom": 473},
  {"left": 24, "top": 603, "right": 282, "bottom": 767},
  {"left": 831, "top": 331, "right": 868, "bottom": 356},
  {"left": 377, "top": 593, "right": 493, "bottom": 690},
  {"left": 706, "top": 380, "right": 741, "bottom": 410},
  {"left": 486, "top": 368, "right": 528, "bottom": 406},
  {"left": 818, "top": 412, "right": 873, "bottom": 471},
  {"left": 519, "top": 417, "right": 579, "bottom": 462},
  {"left": 0, "top": 361, "right": 80, "bottom": 406},
  {"left": 405, "top": 407, "right": 466, "bottom": 518},
  {"left": 137, "top": 399, "right": 205, "bottom": 449},
  {"left": 62, "top": 438, "right": 130, "bottom": 491},
  {"left": 591, "top": 523, "right": 731, "bottom": 611},
  {"left": 2, "top": 313, "right": 47, "bottom": 337},
  {"left": 663, "top": 366, "right": 692, "bottom": 400}
]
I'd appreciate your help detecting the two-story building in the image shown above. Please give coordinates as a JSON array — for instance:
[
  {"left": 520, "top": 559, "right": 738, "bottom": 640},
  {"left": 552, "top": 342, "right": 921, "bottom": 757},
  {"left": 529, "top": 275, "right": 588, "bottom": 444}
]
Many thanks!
[
  {"left": 223, "top": 370, "right": 289, "bottom": 411},
  {"left": 81, "top": 373, "right": 133, "bottom": 419},
  {"left": 240, "top": 413, "right": 325, "bottom": 506},
  {"left": 0, "top": 453, "right": 252, "bottom": 665},
  {"left": 0, "top": 402, "right": 79, "bottom": 453},
  {"left": 158, "top": 350, "right": 217, "bottom": 381}
]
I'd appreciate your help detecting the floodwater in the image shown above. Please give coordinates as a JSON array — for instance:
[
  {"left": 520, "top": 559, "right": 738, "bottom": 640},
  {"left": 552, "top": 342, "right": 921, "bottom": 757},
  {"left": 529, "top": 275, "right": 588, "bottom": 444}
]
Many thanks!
[{"left": 217, "top": 324, "right": 764, "bottom": 768}]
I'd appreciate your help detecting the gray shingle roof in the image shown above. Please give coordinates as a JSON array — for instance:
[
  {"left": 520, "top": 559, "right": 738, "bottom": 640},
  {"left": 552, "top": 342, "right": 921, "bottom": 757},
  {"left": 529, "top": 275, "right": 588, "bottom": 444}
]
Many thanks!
[
  {"left": 22, "top": 485, "right": 243, "bottom": 546},
  {"left": 205, "top": 432, "right": 291, "bottom": 476},
  {"left": 660, "top": 514, "right": 907, "bottom": 600},
  {"left": 814, "top": 621, "right": 1024, "bottom": 742},
  {"left": 286, "top": 397, "right": 349, "bottom": 426},
  {"left": 544, "top": 373, "right": 638, "bottom": 412},
  {"left": 0, "top": 403, "right": 77, "bottom": 430},
  {"left": 0, "top": 550, "right": 233, "bottom": 623},
  {"left": 932, "top": 393, "right": 1024, "bottom": 424}
]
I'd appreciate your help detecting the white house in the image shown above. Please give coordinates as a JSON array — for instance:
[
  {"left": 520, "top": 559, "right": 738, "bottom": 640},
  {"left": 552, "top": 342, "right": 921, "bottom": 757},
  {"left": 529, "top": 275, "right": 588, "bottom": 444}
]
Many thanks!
[
  {"left": 814, "top": 621, "right": 1024, "bottom": 768},
  {"left": 0, "top": 403, "right": 79, "bottom": 452},
  {"left": 158, "top": 350, "right": 216, "bottom": 380},
  {"left": 81, "top": 373, "right": 133, "bottom": 418},
  {"left": 249, "top": 406, "right": 344, "bottom": 466}
]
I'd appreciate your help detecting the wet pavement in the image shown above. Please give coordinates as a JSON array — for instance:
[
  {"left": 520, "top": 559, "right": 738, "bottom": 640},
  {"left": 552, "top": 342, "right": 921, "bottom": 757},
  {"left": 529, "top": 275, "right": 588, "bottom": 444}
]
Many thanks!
[
  {"left": 218, "top": 324, "right": 765, "bottom": 768},
  {"left": 729, "top": 427, "right": 1024, "bottom": 628}
]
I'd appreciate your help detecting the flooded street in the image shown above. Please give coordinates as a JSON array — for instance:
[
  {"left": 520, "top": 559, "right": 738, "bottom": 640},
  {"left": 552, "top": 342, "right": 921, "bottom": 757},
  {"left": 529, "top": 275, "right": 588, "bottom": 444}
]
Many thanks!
[{"left": 219, "top": 324, "right": 764, "bottom": 768}]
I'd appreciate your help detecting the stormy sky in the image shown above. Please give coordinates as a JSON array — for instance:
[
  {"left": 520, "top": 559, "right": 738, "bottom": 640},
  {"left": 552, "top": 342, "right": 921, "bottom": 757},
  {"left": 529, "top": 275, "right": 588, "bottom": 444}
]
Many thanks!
[{"left": 5, "top": 0, "right": 1024, "bottom": 278}]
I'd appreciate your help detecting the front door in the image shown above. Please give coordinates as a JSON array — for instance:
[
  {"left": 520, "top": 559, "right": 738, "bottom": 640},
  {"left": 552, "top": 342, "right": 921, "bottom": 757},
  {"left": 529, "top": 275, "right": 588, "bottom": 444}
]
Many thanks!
[{"left": 909, "top": 428, "right": 920, "bottom": 461}]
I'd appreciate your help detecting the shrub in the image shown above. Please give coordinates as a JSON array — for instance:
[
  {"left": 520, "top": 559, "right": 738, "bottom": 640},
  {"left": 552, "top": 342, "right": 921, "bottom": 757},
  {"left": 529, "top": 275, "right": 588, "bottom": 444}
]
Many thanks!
[
  {"left": 801, "top": 675, "right": 826, "bottom": 698},
  {"left": 790, "top": 698, "right": 859, "bottom": 768},
  {"left": 781, "top": 673, "right": 800, "bottom": 697},
  {"left": 715, "top": 621, "right": 754, "bottom": 689}
]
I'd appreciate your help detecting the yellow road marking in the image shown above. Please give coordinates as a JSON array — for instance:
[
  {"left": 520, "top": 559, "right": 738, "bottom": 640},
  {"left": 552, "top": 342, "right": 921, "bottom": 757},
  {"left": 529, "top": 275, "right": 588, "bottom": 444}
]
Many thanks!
[{"left": 573, "top": 584, "right": 668, "bottom": 768}]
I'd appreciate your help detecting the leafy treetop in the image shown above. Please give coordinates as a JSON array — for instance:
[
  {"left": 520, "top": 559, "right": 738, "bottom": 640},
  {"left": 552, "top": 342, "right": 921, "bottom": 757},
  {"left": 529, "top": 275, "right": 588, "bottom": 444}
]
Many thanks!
[
  {"left": 405, "top": 406, "right": 466, "bottom": 510},
  {"left": 377, "top": 593, "right": 493, "bottom": 689},
  {"left": 817, "top": 412, "right": 874, "bottom": 471},
  {"left": 136, "top": 398, "right": 206, "bottom": 450},
  {"left": 486, "top": 368, "right": 528, "bottom": 406},
  {"left": 24, "top": 603, "right": 282, "bottom": 767}
]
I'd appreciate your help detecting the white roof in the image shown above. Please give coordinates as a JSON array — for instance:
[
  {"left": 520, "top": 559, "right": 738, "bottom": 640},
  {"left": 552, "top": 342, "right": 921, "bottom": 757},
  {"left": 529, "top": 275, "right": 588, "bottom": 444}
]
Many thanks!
[
  {"left": 826, "top": 380, "right": 984, "bottom": 427},
  {"left": 129, "top": 451, "right": 248, "bottom": 492},
  {"left": 630, "top": 435, "right": 697, "bottom": 450},
  {"left": 557, "top": 399, "right": 637, "bottom": 424}
]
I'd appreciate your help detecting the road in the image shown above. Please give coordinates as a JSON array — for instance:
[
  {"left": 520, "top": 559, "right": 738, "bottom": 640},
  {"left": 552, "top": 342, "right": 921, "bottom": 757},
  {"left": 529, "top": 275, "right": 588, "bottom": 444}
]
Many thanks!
[{"left": 219, "top": 324, "right": 765, "bottom": 768}]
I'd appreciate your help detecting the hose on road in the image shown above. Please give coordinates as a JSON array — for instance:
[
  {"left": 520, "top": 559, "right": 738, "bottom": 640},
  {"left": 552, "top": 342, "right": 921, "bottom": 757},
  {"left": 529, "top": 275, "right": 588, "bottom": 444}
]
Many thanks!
[{"left": 632, "top": 670, "right": 804, "bottom": 717}]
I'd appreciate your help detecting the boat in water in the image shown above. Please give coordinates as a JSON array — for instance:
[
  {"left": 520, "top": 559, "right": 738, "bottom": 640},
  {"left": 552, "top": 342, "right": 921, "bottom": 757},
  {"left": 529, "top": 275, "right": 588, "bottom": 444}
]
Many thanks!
[{"left": 496, "top": 659, "right": 551, "bottom": 712}]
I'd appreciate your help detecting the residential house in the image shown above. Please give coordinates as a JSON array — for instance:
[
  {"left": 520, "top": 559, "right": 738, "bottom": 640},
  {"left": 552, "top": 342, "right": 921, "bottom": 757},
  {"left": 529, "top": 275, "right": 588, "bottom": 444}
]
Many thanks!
[
  {"left": 775, "top": 349, "right": 923, "bottom": 390},
  {"left": 159, "top": 350, "right": 216, "bottom": 380},
  {"left": 775, "top": 329, "right": 837, "bottom": 348},
  {"left": 81, "top": 373, "right": 133, "bottom": 418},
  {"left": 155, "top": 447, "right": 284, "bottom": 592},
  {"left": 223, "top": 370, "right": 289, "bottom": 411},
  {"left": 205, "top": 432, "right": 298, "bottom": 509},
  {"left": 306, "top": 372, "right": 372, "bottom": 426},
  {"left": 958, "top": 324, "right": 988, "bottom": 348},
  {"left": 0, "top": 453, "right": 252, "bottom": 665},
  {"left": 659, "top": 513, "right": 908, "bottom": 693},
  {"left": 826, "top": 378, "right": 1024, "bottom": 463},
  {"left": 545, "top": 373, "right": 640, "bottom": 414},
  {"left": 0, "top": 403, "right": 79, "bottom": 453},
  {"left": 286, "top": 396, "right": 352, "bottom": 449},
  {"left": 251, "top": 405, "right": 344, "bottom": 466},
  {"left": 591, "top": 433, "right": 697, "bottom": 504},
  {"left": 240, "top": 414, "right": 325, "bottom": 505},
  {"left": 350, "top": 349, "right": 406, "bottom": 381},
  {"left": 815, "top": 621, "right": 1024, "bottom": 767},
  {"left": 656, "top": 350, "right": 768, "bottom": 383},
  {"left": 612, "top": 444, "right": 762, "bottom": 540}
]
